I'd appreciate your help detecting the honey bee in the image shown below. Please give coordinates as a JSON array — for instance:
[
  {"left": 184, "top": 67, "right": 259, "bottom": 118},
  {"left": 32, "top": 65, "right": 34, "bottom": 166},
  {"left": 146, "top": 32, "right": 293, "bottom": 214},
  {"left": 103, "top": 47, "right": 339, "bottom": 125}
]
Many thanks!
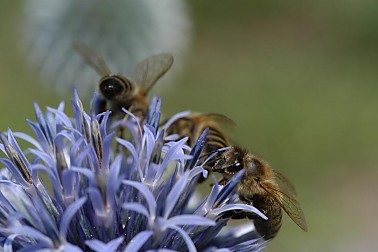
[
  {"left": 212, "top": 146, "right": 307, "bottom": 240},
  {"left": 74, "top": 42, "right": 174, "bottom": 119}
]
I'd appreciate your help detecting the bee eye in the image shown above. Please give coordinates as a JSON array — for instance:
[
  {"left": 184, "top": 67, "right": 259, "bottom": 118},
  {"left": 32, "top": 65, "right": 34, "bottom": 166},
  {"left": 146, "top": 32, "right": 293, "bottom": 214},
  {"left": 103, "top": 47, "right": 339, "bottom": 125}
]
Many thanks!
[
  {"left": 99, "top": 77, "right": 125, "bottom": 99},
  {"left": 223, "top": 161, "right": 243, "bottom": 174}
]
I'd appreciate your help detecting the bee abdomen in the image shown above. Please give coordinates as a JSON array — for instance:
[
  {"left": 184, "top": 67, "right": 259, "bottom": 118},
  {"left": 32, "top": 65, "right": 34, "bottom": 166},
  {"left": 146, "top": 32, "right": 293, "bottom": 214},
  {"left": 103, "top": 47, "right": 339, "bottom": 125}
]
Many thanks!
[
  {"left": 254, "top": 200, "right": 283, "bottom": 240},
  {"left": 204, "top": 128, "right": 228, "bottom": 153},
  {"left": 166, "top": 117, "right": 196, "bottom": 143}
]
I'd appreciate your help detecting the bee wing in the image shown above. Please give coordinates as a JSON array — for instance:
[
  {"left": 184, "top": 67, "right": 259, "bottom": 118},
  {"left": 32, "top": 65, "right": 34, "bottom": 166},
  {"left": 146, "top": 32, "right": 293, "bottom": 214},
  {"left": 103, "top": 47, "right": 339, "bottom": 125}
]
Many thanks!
[
  {"left": 261, "top": 171, "right": 308, "bottom": 232},
  {"left": 133, "top": 53, "right": 174, "bottom": 94},
  {"left": 199, "top": 113, "right": 236, "bottom": 127},
  {"left": 73, "top": 42, "right": 112, "bottom": 77},
  {"left": 273, "top": 170, "right": 298, "bottom": 196}
]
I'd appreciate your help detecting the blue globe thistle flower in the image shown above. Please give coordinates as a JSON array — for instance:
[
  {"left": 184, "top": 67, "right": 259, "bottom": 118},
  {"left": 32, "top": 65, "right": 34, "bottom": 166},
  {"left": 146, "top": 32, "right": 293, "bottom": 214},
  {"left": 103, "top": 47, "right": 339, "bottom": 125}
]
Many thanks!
[{"left": 0, "top": 90, "right": 268, "bottom": 251}]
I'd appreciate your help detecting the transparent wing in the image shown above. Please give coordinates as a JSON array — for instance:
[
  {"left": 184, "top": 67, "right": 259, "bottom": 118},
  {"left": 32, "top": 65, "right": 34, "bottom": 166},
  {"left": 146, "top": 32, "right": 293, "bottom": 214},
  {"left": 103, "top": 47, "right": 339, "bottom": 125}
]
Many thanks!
[
  {"left": 133, "top": 53, "right": 174, "bottom": 93},
  {"left": 274, "top": 170, "right": 298, "bottom": 196},
  {"left": 261, "top": 171, "right": 308, "bottom": 231},
  {"left": 73, "top": 41, "right": 112, "bottom": 76},
  {"left": 197, "top": 113, "right": 236, "bottom": 127}
]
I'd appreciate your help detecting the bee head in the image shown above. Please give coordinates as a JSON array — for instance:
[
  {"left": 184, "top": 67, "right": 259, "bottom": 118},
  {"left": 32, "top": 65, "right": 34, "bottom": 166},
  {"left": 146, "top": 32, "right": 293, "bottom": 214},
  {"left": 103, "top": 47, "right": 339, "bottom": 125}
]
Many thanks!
[
  {"left": 211, "top": 146, "right": 247, "bottom": 175},
  {"left": 99, "top": 75, "right": 133, "bottom": 100}
]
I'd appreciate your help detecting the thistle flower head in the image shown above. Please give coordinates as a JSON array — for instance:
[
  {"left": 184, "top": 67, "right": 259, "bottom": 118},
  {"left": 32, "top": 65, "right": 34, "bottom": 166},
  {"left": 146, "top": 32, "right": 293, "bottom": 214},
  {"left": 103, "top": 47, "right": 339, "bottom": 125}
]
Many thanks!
[{"left": 0, "top": 90, "right": 268, "bottom": 251}]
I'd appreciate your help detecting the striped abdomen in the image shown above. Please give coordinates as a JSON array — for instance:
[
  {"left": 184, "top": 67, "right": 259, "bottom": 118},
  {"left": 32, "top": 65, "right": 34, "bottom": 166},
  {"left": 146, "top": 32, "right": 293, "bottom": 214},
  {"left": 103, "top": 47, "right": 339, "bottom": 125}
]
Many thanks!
[{"left": 166, "top": 113, "right": 230, "bottom": 152}]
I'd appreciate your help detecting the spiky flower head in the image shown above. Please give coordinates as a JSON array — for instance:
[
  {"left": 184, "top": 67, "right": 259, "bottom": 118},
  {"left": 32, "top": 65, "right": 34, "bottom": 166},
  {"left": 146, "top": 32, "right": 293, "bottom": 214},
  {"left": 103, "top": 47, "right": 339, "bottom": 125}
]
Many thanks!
[{"left": 0, "top": 90, "right": 267, "bottom": 251}]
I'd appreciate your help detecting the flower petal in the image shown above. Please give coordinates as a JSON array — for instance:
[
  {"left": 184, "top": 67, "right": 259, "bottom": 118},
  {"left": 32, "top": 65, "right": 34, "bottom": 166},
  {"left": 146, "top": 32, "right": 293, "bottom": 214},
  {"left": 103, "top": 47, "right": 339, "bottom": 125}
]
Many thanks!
[
  {"left": 59, "top": 196, "right": 87, "bottom": 237},
  {"left": 86, "top": 236, "right": 124, "bottom": 252},
  {"left": 164, "top": 172, "right": 189, "bottom": 219},
  {"left": 122, "top": 180, "right": 156, "bottom": 220},
  {"left": 165, "top": 215, "right": 215, "bottom": 227},
  {"left": 122, "top": 203, "right": 149, "bottom": 219},
  {"left": 212, "top": 204, "right": 267, "bottom": 220},
  {"left": 123, "top": 231, "right": 153, "bottom": 252},
  {"left": 167, "top": 226, "right": 196, "bottom": 252}
]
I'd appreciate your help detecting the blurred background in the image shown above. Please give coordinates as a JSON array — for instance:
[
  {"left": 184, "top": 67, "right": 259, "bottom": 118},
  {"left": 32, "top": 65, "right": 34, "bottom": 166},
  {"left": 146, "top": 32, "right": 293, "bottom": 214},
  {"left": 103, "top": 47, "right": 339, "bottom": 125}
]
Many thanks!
[{"left": 1, "top": 1, "right": 378, "bottom": 251}]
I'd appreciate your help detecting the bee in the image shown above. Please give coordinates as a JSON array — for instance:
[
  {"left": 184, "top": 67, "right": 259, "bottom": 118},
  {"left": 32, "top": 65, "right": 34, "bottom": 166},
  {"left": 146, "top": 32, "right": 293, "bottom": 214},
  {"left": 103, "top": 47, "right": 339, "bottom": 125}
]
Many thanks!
[
  {"left": 212, "top": 146, "right": 308, "bottom": 240},
  {"left": 74, "top": 42, "right": 174, "bottom": 119}
]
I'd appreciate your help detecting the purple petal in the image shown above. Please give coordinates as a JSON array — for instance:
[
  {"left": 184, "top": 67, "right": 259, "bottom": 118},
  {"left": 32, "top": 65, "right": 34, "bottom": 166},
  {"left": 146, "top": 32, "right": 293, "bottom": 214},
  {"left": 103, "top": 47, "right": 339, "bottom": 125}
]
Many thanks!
[
  {"left": 157, "top": 137, "right": 189, "bottom": 180},
  {"left": 123, "top": 231, "right": 153, "bottom": 252},
  {"left": 122, "top": 203, "right": 149, "bottom": 218},
  {"left": 121, "top": 107, "right": 142, "bottom": 136},
  {"left": 1, "top": 226, "right": 54, "bottom": 248},
  {"left": 164, "top": 215, "right": 215, "bottom": 227},
  {"left": 164, "top": 172, "right": 189, "bottom": 219},
  {"left": 26, "top": 120, "right": 51, "bottom": 152},
  {"left": 86, "top": 237, "right": 124, "bottom": 252},
  {"left": 87, "top": 188, "right": 105, "bottom": 215},
  {"left": 56, "top": 130, "right": 76, "bottom": 145},
  {"left": 212, "top": 204, "right": 267, "bottom": 220},
  {"left": 106, "top": 155, "right": 123, "bottom": 207},
  {"left": 70, "top": 166, "right": 95, "bottom": 183},
  {"left": 188, "top": 166, "right": 207, "bottom": 181},
  {"left": 101, "top": 132, "right": 115, "bottom": 170},
  {"left": 142, "top": 125, "right": 156, "bottom": 159},
  {"left": 122, "top": 180, "right": 156, "bottom": 219},
  {"left": 116, "top": 138, "right": 142, "bottom": 179},
  {"left": 215, "top": 169, "right": 245, "bottom": 206},
  {"left": 30, "top": 164, "right": 60, "bottom": 192},
  {"left": 161, "top": 111, "right": 191, "bottom": 131},
  {"left": 4, "top": 234, "right": 18, "bottom": 252},
  {"left": 0, "top": 158, "right": 30, "bottom": 187},
  {"left": 28, "top": 149, "right": 55, "bottom": 168},
  {"left": 198, "top": 177, "right": 220, "bottom": 214},
  {"left": 33, "top": 103, "right": 55, "bottom": 147},
  {"left": 61, "top": 170, "right": 77, "bottom": 204},
  {"left": 60, "top": 243, "right": 84, "bottom": 252},
  {"left": 184, "top": 128, "right": 208, "bottom": 171},
  {"left": 12, "top": 132, "right": 42, "bottom": 151},
  {"left": 167, "top": 226, "right": 196, "bottom": 252},
  {"left": 59, "top": 197, "right": 87, "bottom": 237},
  {"left": 146, "top": 96, "right": 161, "bottom": 134},
  {"left": 47, "top": 107, "right": 73, "bottom": 128}
]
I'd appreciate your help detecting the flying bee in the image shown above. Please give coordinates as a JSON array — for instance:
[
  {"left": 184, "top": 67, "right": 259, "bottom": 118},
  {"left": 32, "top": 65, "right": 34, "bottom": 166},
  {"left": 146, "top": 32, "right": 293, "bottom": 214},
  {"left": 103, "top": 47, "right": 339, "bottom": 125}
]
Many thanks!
[
  {"left": 165, "top": 113, "right": 234, "bottom": 180},
  {"left": 212, "top": 146, "right": 307, "bottom": 240},
  {"left": 74, "top": 42, "right": 174, "bottom": 120}
]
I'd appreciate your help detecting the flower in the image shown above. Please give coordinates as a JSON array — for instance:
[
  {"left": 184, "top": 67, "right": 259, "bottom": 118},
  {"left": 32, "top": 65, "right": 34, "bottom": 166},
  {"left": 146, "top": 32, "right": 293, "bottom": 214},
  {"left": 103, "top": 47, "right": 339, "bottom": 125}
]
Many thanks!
[{"left": 0, "top": 90, "right": 268, "bottom": 251}]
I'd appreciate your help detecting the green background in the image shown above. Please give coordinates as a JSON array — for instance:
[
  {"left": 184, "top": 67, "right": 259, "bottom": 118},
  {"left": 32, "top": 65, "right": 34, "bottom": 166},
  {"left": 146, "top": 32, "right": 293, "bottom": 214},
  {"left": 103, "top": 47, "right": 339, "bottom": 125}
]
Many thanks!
[{"left": 1, "top": 1, "right": 378, "bottom": 251}]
